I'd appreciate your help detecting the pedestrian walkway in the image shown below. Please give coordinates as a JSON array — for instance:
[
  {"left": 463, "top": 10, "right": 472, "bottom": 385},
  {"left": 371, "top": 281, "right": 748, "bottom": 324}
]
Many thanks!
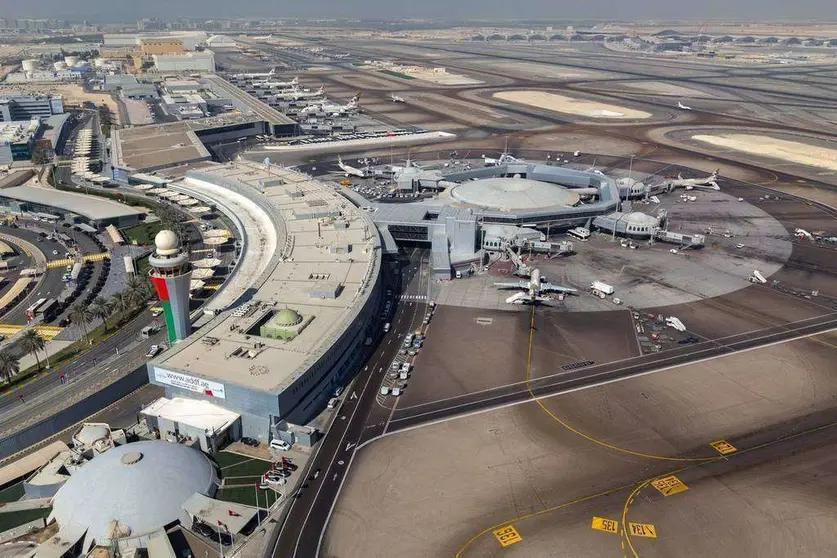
[
  {"left": 45, "top": 252, "right": 110, "bottom": 269},
  {"left": 0, "top": 324, "right": 64, "bottom": 340},
  {"left": 398, "top": 294, "right": 428, "bottom": 301}
]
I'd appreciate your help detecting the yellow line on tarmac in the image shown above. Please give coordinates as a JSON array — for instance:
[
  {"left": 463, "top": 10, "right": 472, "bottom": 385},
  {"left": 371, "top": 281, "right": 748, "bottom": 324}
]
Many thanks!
[{"left": 523, "top": 305, "right": 710, "bottom": 462}]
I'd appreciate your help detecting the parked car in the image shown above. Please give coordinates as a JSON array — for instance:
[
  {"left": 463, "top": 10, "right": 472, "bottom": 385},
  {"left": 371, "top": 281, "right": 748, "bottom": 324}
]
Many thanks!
[
  {"left": 270, "top": 439, "right": 291, "bottom": 451},
  {"left": 241, "top": 437, "right": 259, "bottom": 447},
  {"left": 334, "top": 386, "right": 344, "bottom": 397},
  {"left": 266, "top": 474, "right": 287, "bottom": 485},
  {"left": 145, "top": 345, "right": 162, "bottom": 358},
  {"left": 327, "top": 397, "right": 340, "bottom": 409}
]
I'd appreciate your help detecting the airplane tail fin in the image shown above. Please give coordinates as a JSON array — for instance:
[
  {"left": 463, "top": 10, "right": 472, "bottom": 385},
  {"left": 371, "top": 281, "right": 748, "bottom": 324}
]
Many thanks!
[{"left": 268, "top": 68, "right": 276, "bottom": 75}]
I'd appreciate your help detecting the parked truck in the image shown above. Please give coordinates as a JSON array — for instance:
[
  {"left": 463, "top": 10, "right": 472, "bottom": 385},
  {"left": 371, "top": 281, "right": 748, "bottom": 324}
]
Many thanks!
[{"left": 590, "top": 281, "right": 614, "bottom": 299}]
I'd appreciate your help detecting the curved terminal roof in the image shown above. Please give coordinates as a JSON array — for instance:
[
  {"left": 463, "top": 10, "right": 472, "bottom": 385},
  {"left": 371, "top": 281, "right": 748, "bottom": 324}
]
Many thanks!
[
  {"left": 450, "top": 177, "right": 579, "bottom": 211},
  {"left": 51, "top": 441, "right": 218, "bottom": 546}
]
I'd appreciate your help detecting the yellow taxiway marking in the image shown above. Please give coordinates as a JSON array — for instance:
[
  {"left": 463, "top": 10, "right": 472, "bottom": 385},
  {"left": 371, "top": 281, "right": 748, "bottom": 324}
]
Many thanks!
[
  {"left": 628, "top": 522, "right": 657, "bottom": 539},
  {"left": 492, "top": 525, "right": 523, "bottom": 547},
  {"left": 710, "top": 440, "right": 737, "bottom": 455},
  {"left": 591, "top": 516, "right": 619, "bottom": 534},
  {"left": 651, "top": 475, "right": 689, "bottom": 497}
]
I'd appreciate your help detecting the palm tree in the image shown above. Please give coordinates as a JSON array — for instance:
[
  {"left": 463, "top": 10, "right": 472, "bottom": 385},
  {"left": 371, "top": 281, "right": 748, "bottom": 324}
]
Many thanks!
[
  {"left": 20, "top": 328, "right": 47, "bottom": 371},
  {"left": 90, "top": 296, "right": 114, "bottom": 332},
  {"left": 69, "top": 304, "right": 92, "bottom": 345},
  {"left": 0, "top": 350, "right": 19, "bottom": 384},
  {"left": 110, "top": 291, "right": 133, "bottom": 325},
  {"left": 124, "top": 275, "right": 151, "bottom": 306}
]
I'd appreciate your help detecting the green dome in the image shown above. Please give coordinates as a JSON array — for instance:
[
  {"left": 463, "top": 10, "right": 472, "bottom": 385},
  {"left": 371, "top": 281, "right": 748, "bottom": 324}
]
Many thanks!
[{"left": 274, "top": 308, "right": 302, "bottom": 327}]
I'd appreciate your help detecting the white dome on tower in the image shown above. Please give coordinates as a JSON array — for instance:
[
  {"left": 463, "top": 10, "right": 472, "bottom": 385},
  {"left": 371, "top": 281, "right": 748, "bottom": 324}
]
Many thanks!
[{"left": 154, "top": 230, "right": 180, "bottom": 256}]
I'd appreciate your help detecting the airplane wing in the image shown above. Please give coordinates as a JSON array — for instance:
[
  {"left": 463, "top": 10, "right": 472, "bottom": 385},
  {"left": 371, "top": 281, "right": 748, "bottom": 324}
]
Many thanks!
[
  {"left": 540, "top": 282, "right": 577, "bottom": 294},
  {"left": 493, "top": 280, "right": 528, "bottom": 290}
]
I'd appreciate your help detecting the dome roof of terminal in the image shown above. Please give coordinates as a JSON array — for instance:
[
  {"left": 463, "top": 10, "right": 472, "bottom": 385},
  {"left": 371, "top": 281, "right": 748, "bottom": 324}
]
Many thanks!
[
  {"left": 274, "top": 308, "right": 303, "bottom": 327},
  {"left": 154, "top": 230, "right": 180, "bottom": 253},
  {"left": 623, "top": 212, "right": 659, "bottom": 226},
  {"left": 449, "top": 177, "right": 580, "bottom": 211},
  {"left": 51, "top": 441, "right": 218, "bottom": 544}
]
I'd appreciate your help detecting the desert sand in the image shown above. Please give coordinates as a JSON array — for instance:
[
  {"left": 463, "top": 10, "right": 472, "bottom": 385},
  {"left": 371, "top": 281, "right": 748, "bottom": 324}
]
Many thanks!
[
  {"left": 494, "top": 90, "right": 652, "bottom": 119},
  {"left": 693, "top": 133, "right": 837, "bottom": 172}
]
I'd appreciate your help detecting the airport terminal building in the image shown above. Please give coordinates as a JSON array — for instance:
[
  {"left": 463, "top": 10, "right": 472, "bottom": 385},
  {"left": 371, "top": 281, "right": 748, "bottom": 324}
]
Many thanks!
[{"left": 147, "top": 161, "right": 382, "bottom": 443}]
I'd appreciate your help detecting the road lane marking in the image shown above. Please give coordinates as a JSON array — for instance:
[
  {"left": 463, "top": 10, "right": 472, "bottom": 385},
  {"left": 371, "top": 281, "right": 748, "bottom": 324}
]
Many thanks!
[
  {"left": 710, "top": 440, "right": 737, "bottom": 455},
  {"left": 492, "top": 525, "right": 523, "bottom": 547},
  {"left": 651, "top": 475, "right": 689, "bottom": 497},
  {"left": 591, "top": 516, "right": 619, "bottom": 534},
  {"left": 629, "top": 522, "right": 657, "bottom": 539}
]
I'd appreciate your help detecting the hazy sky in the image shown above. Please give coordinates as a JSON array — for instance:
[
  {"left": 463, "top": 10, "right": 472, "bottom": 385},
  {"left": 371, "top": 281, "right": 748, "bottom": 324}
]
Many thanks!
[{"left": 5, "top": 0, "right": 821, "bottom": 22}]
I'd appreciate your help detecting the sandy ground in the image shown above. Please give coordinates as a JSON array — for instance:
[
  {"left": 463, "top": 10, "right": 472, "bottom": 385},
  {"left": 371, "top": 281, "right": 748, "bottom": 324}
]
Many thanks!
[
  {"left": 469, "top": 60, "right": 607, "bottom": 81},
  {"left": 692, "top": 134, "right": 837, "bottom": 173},
  {"left": 404, "top": 69, "right": 483, "bottom": 86},
  {"left": 494, "top": 90, "right": 652, "bottom": 119},
  {"left": 324, "top": 332, "right": 837, "bottom": 557},
  {"left": 619, "top": 80, "right": 713, "bottom": 98},
  {"left": 0, "top": 83, "right": 122, "bottom": 125}
]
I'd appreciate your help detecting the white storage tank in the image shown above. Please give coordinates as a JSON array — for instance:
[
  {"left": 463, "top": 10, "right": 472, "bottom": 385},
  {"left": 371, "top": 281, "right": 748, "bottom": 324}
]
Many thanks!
[
  {"left": 64, "top": 55, "right": 79, "bottom": 66},
  {"left": 21, "top": 59, "right": 38, "bottom": 72},
  {"left": 53, "top": 61, "right": 67, "bottom": 71}
]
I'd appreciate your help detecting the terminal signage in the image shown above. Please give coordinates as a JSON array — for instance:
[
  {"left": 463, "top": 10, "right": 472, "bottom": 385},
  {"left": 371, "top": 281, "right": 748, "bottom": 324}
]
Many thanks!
[{"left": 155, "top": 368, "right": 226, "bottom": 399}]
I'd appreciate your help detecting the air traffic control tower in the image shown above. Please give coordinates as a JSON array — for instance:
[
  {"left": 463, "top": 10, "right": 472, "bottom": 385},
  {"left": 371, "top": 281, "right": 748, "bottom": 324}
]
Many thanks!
[{"left": 149, "top": 230, "right": 192, "bottom": 343}]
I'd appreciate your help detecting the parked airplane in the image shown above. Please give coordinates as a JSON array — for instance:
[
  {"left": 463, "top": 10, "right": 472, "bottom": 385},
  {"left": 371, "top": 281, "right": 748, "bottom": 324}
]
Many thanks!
[
  {"left": 677, "top": 101, "right": 693, "bottom": 110},
  {"left": 750, "top": 270, "right": 767, "bottom": 284},
  {"left": 253, "top": 34, "right": 273, "bottom": 40},
  {"left": 666, "top": 316, "right": 686, "bottom": 331},
  {"left": 667, "top": 170, "right": 720, "bottom": 191},
  {"left": 573, "top": 151, "right": 581, "bottom": 156},
  {"left": 494, "top": 269, "right": 577, "bottom": 304},
  {"left": 231, "top": 68, "right": 277, "bottom": 79},
  {"left": 336, "top": 155, "right": 370, "bottom": 178},
  {"left": 253, "top": 77, "right": 300, "bottom": 89},
  {"left": 300, "top": 93, "right": 361, "bottom": 117},
  {"left": 390, "top": 92, "right": 406, "bottom": 103},
  {"left": 794, "top": 228, "right": 813, "bottom": 239},
  {"left": 270, "top": 85, "right": 324, "bottom": 101},
  {"left": 482, "top": 151, "right": 522, "bottom": 166}
]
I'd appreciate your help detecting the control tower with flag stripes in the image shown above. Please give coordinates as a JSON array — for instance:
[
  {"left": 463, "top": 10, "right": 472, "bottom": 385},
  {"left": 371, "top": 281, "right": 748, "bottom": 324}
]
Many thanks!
[{"left": 149, "top": 229, "right": 192, "bottom": 343}]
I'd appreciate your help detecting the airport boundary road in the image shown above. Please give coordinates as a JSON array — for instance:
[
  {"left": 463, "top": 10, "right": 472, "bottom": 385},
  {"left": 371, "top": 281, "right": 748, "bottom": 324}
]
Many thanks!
[
  {"left": 387, "top": 311, "right": 837, "bottom": 433},
  {"left": 272, "top": 254, "right": 428, "bottom": 558}
]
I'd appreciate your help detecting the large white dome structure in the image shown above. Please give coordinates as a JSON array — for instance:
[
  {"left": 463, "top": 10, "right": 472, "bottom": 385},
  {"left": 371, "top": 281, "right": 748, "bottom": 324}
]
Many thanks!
[{"left": 50, "top": 441, "right": 218, "bottom": 551}]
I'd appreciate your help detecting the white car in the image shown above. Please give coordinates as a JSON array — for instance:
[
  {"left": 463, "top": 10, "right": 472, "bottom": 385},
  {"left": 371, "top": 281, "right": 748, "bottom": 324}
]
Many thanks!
[
  {"left": 52, "top": 249, "right": 59, "bottom": 255},
  {"left": 145, "top": 345, "right": 161, "bottom": 358},
  {"left": 380, "top": 386, "right": 390, "bottom": 395},
  {"left": 270, "top": 439, "right": 291, "bottom": 451}
]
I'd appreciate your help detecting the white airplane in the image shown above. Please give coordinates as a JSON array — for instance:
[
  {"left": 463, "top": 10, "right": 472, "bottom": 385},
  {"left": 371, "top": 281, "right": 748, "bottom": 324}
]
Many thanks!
[
  {"left": 794, "top": 228, "right": 813, "bottom": 240},
  {"left": 666, "top": 316, "right": 686, "bottom": 331},
  {"left": 336, "top": 155, "right": 370, "bottom": 178},
  {"left": 253, "top": 34, "right": 273, "bottom": 40},
  {"left": 253, "top": 76, "right": 299, "bottom": 89},
  {"left": 677, "top": 101, "right": 693, "bottom": 110},
  {"left": 300, "top": 93, "right": 361, "bottom": 117},
  {"left": 390, "top": 92, "right": 406, "bottom": 103},
  {"left": 573, "top": 151, "right": 581, "bottom": 156},
  {"left": 494, "top": 269, "right": 577, "bottom": 304},
  {"left": 668, "top": 170, "right": 720, "bottom": 191},
  {"left": 231, "top": 68, "right": 277, "bottom": 80},
  {"left": 750, "top": 270, "right": 767, "bottom": 284},
  {"left": 270, "top": 86, "right": 324, "bottom": 101},
  {"left": 482, "top": 152, "right": 522, "bottom": 166}
]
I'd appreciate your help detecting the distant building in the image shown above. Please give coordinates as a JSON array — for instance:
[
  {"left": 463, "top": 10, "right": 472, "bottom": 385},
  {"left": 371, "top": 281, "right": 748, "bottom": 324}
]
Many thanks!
[
  {"left": 140, "top": 38, "right": 184, "bottom": 56},
  {"left": 0, "top": 120, "right": 41, "bottom": 166},
  {"left": 153, "top": 51, "right": 215, "bottom": 72},
  {"left": 0, "top": 93, "right": 64, "bottom": 122}
]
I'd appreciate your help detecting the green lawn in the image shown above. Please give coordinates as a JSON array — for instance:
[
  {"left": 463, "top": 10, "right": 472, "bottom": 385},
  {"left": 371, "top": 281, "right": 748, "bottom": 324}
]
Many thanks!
[
  {"left": 121, "top": 221, "right": 163, "bottom": 246},
  {"left": 0, "top": 482, "right": 23, "bottom": 503},
  {"left": 0, "top": 508, "right": 49, "bottom": 532},
  {"left": 380, "top": 69, "right": 416, "bottom": 80},
  {"left": 214, "top": 451, "right": 282, "bottom": 507},
  {"left": 0, "top": 483, "right": 50, "bottom": 531}
]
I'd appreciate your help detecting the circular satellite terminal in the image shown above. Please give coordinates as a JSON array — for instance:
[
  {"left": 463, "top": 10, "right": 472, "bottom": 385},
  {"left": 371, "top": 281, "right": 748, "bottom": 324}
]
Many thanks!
[
  {"left": 121, "top": 451, "right": 143, "bottom": 465},
  {"left": 450, "top": 177, "right": 580, "bottom": 211},
  {"left": 154, "top": 230, "right": 180, "bottom": 255}
]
